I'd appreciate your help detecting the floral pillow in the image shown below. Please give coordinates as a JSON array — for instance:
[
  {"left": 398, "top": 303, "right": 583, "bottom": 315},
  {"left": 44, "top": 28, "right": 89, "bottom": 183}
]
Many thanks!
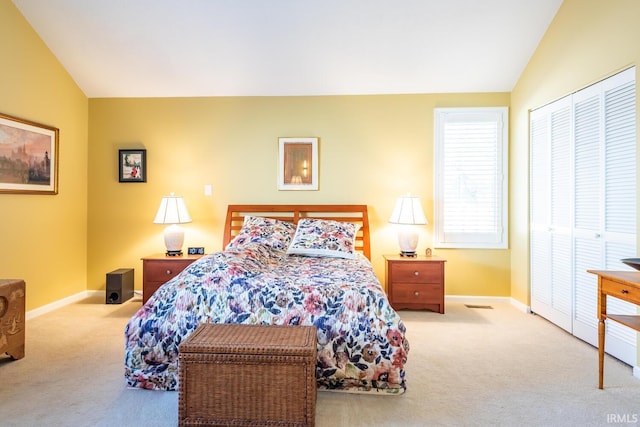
[
  {"left": 286, "top": 218, "right": 360, "bottom": 259},
  {"left": 225, "top": 216, "right": 296, "bottom": 253}
]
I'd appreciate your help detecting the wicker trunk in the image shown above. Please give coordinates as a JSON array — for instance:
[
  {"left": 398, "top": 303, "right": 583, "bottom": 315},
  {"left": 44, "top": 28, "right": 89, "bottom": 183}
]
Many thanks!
[{"left": 178, "top": 323, "right": 317, "bottom": 427}]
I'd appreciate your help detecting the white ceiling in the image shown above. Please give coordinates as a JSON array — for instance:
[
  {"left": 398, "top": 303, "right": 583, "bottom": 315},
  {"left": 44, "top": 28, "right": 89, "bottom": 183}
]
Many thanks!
[{"left": 12, "top": 0, "right": 563, "bottom": 98}]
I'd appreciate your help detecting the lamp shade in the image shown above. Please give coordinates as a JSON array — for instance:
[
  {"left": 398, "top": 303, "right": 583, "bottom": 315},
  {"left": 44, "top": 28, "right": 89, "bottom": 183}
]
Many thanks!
[
  {"left": 388, "top": 194, "right": 428, "bottom": 225},
  {"left": 153, "top": 194, "right": 192, "bottom": 225}
]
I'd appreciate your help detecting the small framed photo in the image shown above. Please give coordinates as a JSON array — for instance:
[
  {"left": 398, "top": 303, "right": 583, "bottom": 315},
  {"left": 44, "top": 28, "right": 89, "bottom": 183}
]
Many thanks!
[
  {"left": 0, "top": 112, "right": 59, "bottom": 194},
  {"left": 278, "top": 137, "right": 318, "bottom": 190},
  {"left": 119, "top": 149, "right": 146, "bottom": 182}
]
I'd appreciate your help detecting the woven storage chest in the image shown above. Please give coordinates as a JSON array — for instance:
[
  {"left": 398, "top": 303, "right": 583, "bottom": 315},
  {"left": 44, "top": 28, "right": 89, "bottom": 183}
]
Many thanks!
[{"left": 178, "top": 323, "right": 317, "bottom": 427}]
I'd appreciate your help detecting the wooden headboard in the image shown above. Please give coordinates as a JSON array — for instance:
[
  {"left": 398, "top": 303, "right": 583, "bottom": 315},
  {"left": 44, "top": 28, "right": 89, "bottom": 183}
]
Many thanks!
[{"left": 223, "top": 204, "right": 371, "bottom": 260}]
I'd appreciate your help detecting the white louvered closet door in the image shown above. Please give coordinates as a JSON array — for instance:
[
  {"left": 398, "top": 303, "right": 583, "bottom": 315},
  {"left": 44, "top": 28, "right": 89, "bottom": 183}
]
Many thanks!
[
  {"left": 572, "top": 82, "right": 603, "bottom": 344},
  {"left": 530, "top": 67, "right": 637, "bottom": 367},
  {"left": 573, "top": 68, "right": 637, "bottom": 365},
  {"left": 530, "top": 96, "right": 573, "bottom": 333}
]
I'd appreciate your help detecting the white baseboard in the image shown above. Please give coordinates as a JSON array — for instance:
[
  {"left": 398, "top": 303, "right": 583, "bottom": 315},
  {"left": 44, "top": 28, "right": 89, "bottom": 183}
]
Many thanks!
[
  {"left": 509, "top": 297, "right": 530, "bottom": 313},
  {"left": 444, "top": 294, "right": 530, "bottom": 313},
  {"left": 445, "top": 295, "right": 511, "bottom": 305},
  {"left": 26, "top": 290, "right": 103, "bottom": 320},
  {"left": 634, "top": 365, "right": 640, "bottom": 380}
]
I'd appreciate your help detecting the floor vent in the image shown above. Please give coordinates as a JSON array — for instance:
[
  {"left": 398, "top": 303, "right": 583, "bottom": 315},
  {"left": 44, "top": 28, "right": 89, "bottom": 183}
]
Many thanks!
[{"left": 465, "top": 304, "right": 493, "bottom": 309}]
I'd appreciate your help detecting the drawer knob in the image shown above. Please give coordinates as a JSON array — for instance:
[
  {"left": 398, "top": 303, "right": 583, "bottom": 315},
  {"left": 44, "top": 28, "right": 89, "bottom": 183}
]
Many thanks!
[
  {"left": 621, "top": 289, "right": 629, "bottom": 294},
  {"left": 413, "top": 271, "right": 420, "bottom": 276},
  {"left": 166, "top": 269, "right": 172, "bottom": 275},
  {"left": 414, "top": 291, "right": 420, "bottom": 296}
]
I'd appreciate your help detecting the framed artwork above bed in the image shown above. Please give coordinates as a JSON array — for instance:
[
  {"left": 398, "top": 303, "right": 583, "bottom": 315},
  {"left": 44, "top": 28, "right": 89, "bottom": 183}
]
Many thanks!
[{"left": 278, "top": 137, "right": 318, "bottom": 191}]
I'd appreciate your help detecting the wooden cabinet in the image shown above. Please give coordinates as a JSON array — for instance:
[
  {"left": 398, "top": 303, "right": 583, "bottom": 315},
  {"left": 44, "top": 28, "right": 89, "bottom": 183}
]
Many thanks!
[
  {"left": 384, "top": 255, "right": 446, "bottom": 313},
  {"left": 141, "top": 254, "right": 202, "bottom": 303}
]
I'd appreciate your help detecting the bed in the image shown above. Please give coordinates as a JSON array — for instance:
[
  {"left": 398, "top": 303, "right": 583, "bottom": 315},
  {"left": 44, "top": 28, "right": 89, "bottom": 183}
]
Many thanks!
[{"left": 124, "top": 204, "right": 409, "bottom": 394}]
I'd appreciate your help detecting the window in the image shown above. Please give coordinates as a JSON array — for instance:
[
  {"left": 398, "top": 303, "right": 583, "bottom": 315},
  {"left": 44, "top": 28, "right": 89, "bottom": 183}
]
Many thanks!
[{"left": 434, "top": 107, "right": 508, "bottom": 248}]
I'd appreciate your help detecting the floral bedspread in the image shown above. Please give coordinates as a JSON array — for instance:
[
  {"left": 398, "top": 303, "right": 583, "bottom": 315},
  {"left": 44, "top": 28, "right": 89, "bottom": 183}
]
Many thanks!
[{"left": 124, "top": 244, "right": 409, "bottom": 393}]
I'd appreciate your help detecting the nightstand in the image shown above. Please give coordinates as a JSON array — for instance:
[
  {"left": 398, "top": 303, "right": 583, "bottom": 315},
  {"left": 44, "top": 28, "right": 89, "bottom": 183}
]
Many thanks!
[
  {"left": 384, "top": 254, "right": 446, "bottom": 313},
  {"left": 141, "top": 254, "right": 202, "bottom": 303}
]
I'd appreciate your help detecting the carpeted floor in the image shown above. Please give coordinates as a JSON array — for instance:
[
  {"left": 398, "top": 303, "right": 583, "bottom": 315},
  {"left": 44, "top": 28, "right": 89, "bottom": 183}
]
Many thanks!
[{"left": 1, "top": 294, "right": 639, "bottom": 426}]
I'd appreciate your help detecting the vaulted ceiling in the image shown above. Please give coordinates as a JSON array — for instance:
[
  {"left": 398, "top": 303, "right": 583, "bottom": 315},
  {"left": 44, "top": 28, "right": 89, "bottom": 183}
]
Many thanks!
[{"left": 13, "top": 0, "right": 563, "bottom": 98}]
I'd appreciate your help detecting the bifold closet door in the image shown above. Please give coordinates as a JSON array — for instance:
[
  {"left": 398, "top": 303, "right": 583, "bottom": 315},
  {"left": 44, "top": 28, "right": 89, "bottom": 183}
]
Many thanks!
[
  {"left": 530, "top": 96, "right": 573, "bottom": 333},
  {"left": 572, "top": 68, "right": 637, "bottom": 365}
]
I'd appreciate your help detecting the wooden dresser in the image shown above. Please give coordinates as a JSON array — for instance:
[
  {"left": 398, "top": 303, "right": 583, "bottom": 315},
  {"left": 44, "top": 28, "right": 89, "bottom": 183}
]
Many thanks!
[
  {"left": 0, "top": 279, "right": 26, "bottom": 360},
  {"left": 142, "top": 254, "right": 202, "bottom": 303},
  {"left": 384, "top": 255, "right": 446, "bottom": 313}
]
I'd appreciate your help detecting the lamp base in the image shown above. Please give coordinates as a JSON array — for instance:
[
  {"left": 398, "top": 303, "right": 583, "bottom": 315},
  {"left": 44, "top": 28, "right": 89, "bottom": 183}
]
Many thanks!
[
  {"left": 399, "top": 251, "right": 418, "bottom": 257},
  {"left": 396, "top": 227, "right": 419, "bottom": 258},
  {"left": 163, "top": 224, "right": 185, "bottom": 257}
]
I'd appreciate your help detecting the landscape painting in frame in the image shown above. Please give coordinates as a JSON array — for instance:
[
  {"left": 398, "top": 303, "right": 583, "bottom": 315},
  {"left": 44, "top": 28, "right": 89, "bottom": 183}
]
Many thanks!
[{"left": 0, "top": 113, "right": 59, "bottom": 194}]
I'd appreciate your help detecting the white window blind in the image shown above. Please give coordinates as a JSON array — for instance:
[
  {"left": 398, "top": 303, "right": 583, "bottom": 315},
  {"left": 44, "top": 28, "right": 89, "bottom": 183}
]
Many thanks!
[{"left": 434, "top": 107, "right": 508, "bottom": 248}]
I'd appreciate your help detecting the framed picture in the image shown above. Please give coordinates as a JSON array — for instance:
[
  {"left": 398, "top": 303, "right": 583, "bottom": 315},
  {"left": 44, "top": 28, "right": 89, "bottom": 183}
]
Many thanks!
[
  {"left": 119, "top": 149, "right": 147, "bottom": 182},
  {"left": 0, "top": 113, "right": 59, "bottom": 194},
  {"left": 278, "top": 137, "right": 318, "bottom": 190}
]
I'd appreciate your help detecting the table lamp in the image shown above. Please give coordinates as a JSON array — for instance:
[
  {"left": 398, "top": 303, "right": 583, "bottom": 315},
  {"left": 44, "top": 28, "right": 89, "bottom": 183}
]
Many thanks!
[
  {"left": 153, "top": 193, "right": 192, "bottom": 256},
  {"left": 388, "top": 194, "right": 428, "bottom": 257}
]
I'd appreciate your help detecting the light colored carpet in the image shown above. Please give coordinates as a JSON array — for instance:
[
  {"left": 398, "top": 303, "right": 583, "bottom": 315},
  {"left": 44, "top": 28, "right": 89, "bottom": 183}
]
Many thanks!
[{"left": 1, "top": 295, "right": 639, "bottom": 426}]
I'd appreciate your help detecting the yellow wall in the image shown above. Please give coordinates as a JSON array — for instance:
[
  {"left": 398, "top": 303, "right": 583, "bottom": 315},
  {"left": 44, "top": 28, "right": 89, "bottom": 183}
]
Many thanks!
[
  {"left": 510, "top": 0, "right": 640, "bottom": 305},
  {"left": 87, "top": 94, "right": 511, "bottom": 296},
  {"left": 0, "top": 0, "right": 88, "bottom": 310}
]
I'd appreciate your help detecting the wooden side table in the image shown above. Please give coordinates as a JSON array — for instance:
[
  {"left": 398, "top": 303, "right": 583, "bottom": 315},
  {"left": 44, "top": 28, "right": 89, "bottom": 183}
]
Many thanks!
[
  {"left": 142, "top": 254, "right": 202, "bottom": 303},
  {"left": 587, "top": 270, "right": 640, "bottom": 389},
  {"left": 384, "top": 254, "right": 446, "bottom": 313}
]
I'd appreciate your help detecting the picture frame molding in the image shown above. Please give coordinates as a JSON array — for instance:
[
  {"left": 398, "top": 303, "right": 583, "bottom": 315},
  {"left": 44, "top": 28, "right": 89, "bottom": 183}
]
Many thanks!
[
  {"left": 0, "top": 112, "right": 59, "bottom": 195},
  {"left": 278, "top": 137, "right": 319, "bottom": 191}
]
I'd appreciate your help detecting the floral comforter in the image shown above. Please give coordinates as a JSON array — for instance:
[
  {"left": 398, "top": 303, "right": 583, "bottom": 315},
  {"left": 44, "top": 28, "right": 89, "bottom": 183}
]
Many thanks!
[{"left": 124, "top": 244, "right": 409, "bottom": 393}]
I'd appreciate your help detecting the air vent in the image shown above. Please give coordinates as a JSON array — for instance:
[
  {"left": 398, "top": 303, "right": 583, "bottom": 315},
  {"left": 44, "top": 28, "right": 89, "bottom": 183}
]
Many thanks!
[{"left": 465, "top": 304, "right": 493, "bottom": 309}]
